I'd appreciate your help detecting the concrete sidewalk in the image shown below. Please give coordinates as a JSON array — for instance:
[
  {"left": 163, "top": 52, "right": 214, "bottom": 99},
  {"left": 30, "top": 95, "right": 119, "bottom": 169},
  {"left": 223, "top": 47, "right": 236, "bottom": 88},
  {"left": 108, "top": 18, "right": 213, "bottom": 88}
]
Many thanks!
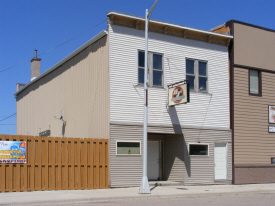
[{"left": 1, "top": 183, "right": 275, "bottom": 205}]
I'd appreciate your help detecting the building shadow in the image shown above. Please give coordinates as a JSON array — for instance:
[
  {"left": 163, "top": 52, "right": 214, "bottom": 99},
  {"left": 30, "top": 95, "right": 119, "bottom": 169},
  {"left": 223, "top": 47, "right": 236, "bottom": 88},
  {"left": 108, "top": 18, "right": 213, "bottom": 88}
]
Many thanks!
[{"left": 165, "top": 106, "right": 191, "bottom": 180}]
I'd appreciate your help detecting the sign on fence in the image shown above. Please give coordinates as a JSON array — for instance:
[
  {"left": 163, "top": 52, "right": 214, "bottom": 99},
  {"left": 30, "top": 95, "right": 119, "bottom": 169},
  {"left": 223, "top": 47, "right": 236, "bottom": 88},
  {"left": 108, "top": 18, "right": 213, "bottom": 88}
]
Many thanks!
[{"left": 0, "top": 141, "right": 26, "bottom": 163}]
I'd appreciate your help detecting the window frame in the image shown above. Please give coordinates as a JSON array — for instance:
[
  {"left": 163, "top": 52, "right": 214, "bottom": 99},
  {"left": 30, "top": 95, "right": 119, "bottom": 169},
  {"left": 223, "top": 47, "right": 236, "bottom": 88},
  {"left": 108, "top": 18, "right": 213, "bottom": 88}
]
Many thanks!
[
  {"left": 116, "top": 140, "right": 141, "bottom": 156},
  {"left": 138, "top": 50, "right": 164, "bottom": 87},
  {"left": 188, "top": 143, "right": 209, "bottom": 156},
  {"left": 186, "top": 58, "right": 208, "bottom": 93},
  {"left": 249, "top": 69, "right": 262, "bottom": 96}
]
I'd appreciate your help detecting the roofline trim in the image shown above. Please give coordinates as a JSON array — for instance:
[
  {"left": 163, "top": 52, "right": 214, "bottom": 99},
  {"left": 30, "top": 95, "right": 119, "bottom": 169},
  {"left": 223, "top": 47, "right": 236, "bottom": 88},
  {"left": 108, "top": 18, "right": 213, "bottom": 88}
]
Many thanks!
[
  {"left": 107, "top": 11, "right": 233, "bottom": 39},
  {"left": 15, "top": 30, "right": 108, "bottom": 97},
  {"left": 227, "top": 20, "right": 275, "bottom": 33}
]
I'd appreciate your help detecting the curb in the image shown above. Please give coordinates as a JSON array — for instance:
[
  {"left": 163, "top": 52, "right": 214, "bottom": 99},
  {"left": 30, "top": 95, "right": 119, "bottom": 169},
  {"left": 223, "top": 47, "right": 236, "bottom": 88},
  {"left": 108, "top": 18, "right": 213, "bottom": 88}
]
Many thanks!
[{"left": 2, "top": 189, "right": 275, "bottom": 205}]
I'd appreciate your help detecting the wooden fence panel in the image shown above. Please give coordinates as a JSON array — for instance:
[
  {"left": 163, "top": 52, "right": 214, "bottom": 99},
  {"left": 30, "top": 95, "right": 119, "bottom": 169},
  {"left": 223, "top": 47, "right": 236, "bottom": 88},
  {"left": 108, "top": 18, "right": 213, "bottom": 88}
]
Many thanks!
[
  {"left": 35, "top": 137, "right": 42, "bottom": 191},
  {"left": 14, "top": 136, "right": 20, "bottom": 192},
  {"left": 19, "top": 136, "right": 28, "bottom": 192},
  {"left": 0, "top": 136, "right": 5, "bottom": 192},
  {"left": 87, "top": 139, "right": 94, "bottom": 188},
  {"left": 55, "top": 137, "right": 62, "bottom": 190},
  {"left": 48, "top": 137, "right": 55, "bottom": 190},
  {"left": 94, "top": 139, "right": 99, "bottom": 189},
  {"left": 81, "top": 139, "right": 88, "bottom": 189},
  {"left": 28, "top": 136, "right": 35, "bottom": 191},
  {"left": 61, "top": 138, "right": 68, "bottom": 190},
  {"left": 75, "top": 138, "right": 81, "bottom": 190},
  {"left": 41, "top": 137, "right": 49, "bottom": 191},
  {"left": 0, "top": 135, "right": 109, "bottom": 193},
  {"left": 68, "top": 138, "right": 74, "bottom": 190}
]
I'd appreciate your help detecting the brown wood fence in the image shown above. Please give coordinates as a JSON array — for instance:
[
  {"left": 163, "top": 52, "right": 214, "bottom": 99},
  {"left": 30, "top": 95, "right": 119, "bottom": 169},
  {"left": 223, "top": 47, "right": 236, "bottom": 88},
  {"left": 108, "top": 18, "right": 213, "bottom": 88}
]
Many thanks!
[{"left": 0, "top": 135, "right": 109, "bottom": 192}]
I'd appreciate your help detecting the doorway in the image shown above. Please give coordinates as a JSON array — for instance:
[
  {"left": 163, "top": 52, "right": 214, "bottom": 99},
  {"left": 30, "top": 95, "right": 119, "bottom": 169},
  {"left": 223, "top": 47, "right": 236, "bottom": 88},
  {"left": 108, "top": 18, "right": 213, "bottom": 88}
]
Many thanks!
[
  {"left": 147, "top": 140, "right": 160, "bottom": 180},
  {"left": 214, "top": 143, "right": 227, "bottom": 180}
]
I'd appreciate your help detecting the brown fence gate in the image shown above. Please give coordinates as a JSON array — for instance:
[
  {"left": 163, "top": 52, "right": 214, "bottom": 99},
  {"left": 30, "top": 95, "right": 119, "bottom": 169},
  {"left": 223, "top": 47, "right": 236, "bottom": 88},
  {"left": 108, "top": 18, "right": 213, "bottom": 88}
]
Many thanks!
[{"left": 0, "top": 135, "right": 109, "bottom": 192}]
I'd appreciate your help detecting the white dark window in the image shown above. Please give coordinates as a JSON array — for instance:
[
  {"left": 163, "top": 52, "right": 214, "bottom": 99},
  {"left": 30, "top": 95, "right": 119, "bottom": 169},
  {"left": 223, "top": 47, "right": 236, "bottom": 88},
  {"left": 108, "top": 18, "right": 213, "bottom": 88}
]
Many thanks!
[
  {"left": 138, "top": 51, "right": 163, "bottom": 86},
  {"left": 116, "top": 141, "right": 140, "bottom": 155},
  {"left": 189, "top": 144, "right": 209, "bottom": 156},
  {"left": 249, "top": 69, "right": 261, "bottom": 95},
  {"left": 186, "top": 59, "right": 208, "bottom": 92}
]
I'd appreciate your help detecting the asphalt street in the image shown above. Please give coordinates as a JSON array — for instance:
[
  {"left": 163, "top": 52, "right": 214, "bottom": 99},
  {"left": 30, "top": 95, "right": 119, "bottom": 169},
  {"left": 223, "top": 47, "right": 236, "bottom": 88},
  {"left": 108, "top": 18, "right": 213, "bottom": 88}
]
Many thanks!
[{"left": 37, "top": 192, "right": 275, "bottom": 206}]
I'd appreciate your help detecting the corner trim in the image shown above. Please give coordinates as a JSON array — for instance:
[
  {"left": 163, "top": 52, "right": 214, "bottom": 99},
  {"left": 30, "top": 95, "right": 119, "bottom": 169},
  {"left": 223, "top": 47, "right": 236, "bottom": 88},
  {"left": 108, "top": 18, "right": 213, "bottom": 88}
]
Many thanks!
[
  {"left": 228, "top": 20, "right": 275, "bottom": 33},
  {"left": 107, "top": 11, "right": 233, "bottom": 39}
]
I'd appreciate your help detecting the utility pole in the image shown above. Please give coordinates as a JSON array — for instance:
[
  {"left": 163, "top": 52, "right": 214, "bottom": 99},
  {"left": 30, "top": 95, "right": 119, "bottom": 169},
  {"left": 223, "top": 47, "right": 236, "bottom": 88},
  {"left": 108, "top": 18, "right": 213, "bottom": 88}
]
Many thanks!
[{"left": 139, "top": 0, "right": 159, "bottom": 194}]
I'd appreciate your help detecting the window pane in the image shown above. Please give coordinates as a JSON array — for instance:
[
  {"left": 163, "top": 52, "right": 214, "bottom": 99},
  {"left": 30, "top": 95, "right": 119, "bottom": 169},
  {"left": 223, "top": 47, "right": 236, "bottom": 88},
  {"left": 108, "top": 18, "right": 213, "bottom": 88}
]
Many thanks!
[
  {"left": 199, "top": 61, "right": 207, "bottom": 76},
  {"left": 186, "top": 75, "right": 195, "bottom": 90},
  {"left": 138, "top": 51, "right": 145, "bottom": 67},
  {"left": 199, "top": 77, "right": 207, "bottom": 92},
  {"left": 153, "top": 54, "right": 162, "bottom": 70},
  {"left": 138, "top": 68, "right": 144, "bottom": 84},
  {"left": 189, "top": 144, "right": 208, "bottom": 156},
  {"left": 117, "top": 142, "right": 140, "bottom": 155},
  {"left": 250, "top": 70, "right": 259, "bottom": 94},
  {"left": 153, "top": 70, "right": 162, "bottom": 86},
  {"left": 186, "top": 59, "right": 194, "bottom": 74}
]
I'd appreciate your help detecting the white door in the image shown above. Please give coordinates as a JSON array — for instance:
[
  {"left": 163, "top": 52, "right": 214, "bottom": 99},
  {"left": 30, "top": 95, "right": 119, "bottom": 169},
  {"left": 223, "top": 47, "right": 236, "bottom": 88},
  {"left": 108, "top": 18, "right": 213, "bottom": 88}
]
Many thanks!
[
  {"left": 214, "top": 143, "right": 227, "bottom": 180},
  {"left": 148, "top": 141, "right": 159, "bottom": 180}
]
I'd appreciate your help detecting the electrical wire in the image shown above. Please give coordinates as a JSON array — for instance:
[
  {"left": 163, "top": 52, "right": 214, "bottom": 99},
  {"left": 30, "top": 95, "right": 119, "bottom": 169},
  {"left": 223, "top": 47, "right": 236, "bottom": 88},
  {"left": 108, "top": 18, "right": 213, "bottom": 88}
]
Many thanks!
[
  {"left": 133, "top": 85, "right": 170, "bottom": 133},
  {"left": 38, "top": 19, "right": 107, "bottom": 57},
  {"left": 0, "top": 113, "right": 16, "bottom": 122},
  {"left": 0, "top": 19, "right": 107, "bottom": 74},
  {"left": 165, "top": 56, "right": 214, "bottom": 142}
]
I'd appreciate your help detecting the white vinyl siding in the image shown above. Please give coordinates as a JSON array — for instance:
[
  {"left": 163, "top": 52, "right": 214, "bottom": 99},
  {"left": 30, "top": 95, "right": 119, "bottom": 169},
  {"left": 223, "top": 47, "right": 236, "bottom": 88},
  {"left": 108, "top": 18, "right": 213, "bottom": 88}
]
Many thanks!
[{"left": 109, "top": 25, "right": 230, "bottom": 129}]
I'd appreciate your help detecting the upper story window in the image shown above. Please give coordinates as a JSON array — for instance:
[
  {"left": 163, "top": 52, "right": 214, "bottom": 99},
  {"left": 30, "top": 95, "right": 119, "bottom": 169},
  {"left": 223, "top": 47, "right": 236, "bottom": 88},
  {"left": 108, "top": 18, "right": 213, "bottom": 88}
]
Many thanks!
[
  {"left": 249, "top": 69, "right": 261, "bottom": 96},
  {"left": 138, "top": 51, "right": 163, "bottom": 87},
  {"left": 186, "top": 59, "right": 208, "bottom": 92}
]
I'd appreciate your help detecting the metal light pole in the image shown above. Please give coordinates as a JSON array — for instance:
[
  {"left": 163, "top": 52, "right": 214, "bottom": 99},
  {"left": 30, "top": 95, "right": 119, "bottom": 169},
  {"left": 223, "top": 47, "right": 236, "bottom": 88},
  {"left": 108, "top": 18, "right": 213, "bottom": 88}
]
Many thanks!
[{"left": 139, "top": 0, "right": 159, "bottom": 194}]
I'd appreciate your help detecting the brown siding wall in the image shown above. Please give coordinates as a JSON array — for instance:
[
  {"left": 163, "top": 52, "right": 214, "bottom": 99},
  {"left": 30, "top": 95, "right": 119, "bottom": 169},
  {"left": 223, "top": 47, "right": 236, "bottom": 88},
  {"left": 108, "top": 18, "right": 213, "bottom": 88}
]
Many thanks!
[
  {"left": 234, "top": 23, "right": 275, "bottom": 71},
  {"left": 234, "top": 68, "right": 275, "bottom": 165},
  {"left": 16, "top": 36, "right": 109, "bottom": 139}
]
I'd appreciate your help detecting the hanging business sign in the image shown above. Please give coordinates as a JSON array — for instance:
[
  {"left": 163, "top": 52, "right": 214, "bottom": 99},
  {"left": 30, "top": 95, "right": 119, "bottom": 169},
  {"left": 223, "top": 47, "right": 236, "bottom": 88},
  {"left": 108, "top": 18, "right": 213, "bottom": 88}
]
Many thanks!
[
  {"left": 0, "top": 141, "right": 26, "bottom": 163},
  {"left": 168, "top": 83, "right": 190, "bottom": 106},
  {"left": 269, "top": 105, "right": 275, "bottom": 124}
]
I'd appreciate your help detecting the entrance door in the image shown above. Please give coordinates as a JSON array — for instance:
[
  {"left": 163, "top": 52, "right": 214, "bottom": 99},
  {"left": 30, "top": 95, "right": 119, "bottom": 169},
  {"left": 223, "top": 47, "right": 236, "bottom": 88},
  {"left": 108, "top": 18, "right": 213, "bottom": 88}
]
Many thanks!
[
  {"left": 148, "top": 141, "right": 159, "bottom": 180},
  {"left": 214, "top": 143, "right": 227, "bottom": 180}
]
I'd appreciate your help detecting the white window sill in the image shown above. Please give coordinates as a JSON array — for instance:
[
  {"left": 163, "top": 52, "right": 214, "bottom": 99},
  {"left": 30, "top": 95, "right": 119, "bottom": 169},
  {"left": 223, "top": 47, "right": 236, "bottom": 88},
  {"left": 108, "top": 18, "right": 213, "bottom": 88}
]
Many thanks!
[{"left": 190, "top": 90, "right": 212, "bottom": 96}]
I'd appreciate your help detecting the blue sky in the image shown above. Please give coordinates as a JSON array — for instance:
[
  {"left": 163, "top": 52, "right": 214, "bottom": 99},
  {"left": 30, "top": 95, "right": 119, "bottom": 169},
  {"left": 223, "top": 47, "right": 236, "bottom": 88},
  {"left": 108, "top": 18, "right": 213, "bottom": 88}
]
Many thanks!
[{"left": 1, "top": 0, "right": 275, "bottom": 135}]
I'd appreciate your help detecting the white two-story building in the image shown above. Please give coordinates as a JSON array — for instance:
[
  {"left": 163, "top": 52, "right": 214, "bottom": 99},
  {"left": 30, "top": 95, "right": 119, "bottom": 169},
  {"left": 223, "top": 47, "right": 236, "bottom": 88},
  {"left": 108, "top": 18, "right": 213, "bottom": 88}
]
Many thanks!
[{"left": 15, "top": 11, "right": 233, "bottom": 187}]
